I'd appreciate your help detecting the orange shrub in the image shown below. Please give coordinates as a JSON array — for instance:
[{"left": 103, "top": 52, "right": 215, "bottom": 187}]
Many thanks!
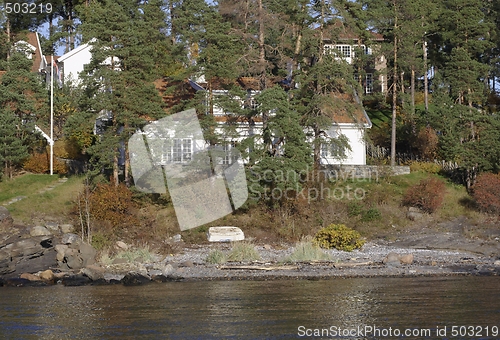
[
  {"left": 88, "top": 183, "right": 139, "bottom": 229},
  {"left": 402, "top": 177, "right": 445, "bottom": 213},
  {"left": 23, "top": 152, "right": 68, "bottom": 174},
  {"left": 471, "top": 173, "right": 500, "bottom": 214}
]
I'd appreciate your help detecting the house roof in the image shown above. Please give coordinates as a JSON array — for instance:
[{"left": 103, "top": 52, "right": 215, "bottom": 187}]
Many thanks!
[
  {"left": 321, "top": 92, "right": 372, "bottom": 127},
  {"left": 57, "top": 42, "right": 91, "bottom": 62}
]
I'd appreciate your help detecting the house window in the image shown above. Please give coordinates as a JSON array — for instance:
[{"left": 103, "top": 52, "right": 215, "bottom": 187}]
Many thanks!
[
  {"left": 221, "top": 142, "right": 238, "bottom": 165},
  {"left": 321, "top": 143, "right": 329, "bottom": 158},
  {"left": 324, "top": 44, "right": 334, "bottom": 55},
  {"left": 365, "top": 73, "right": 373, "bottom": 94},
  {"left": 163, "top": 138, "right": 192, "bottom": 163},
  {"left": 335, "top": 45, "right": 351, "bottom": 58}
]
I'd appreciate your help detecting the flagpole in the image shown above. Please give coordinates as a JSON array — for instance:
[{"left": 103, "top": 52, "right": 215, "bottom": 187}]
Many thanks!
[{"left": 50, "top": 55, "right": 54, "bottom": 176}]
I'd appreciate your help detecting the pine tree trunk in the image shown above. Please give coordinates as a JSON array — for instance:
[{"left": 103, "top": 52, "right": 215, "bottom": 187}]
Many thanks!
[
  {"left": 258, "top": 0, "right": 266, "bottom": 90},
  {"left": 113, "top": 151, "right": 119, "bottom": 186},
  {"left": 423, "top": 37, "right": 428, "bottom": 111},
  {"left": 6, "top": 18, "right": 10, "bottom": 61},
  {"left": 411, "top": 66, "right": 415, "bottom": 116}
]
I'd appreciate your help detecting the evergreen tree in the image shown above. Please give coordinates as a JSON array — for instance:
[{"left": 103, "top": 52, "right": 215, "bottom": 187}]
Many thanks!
[
  {"left": 75, "top": 0, "right": 167, "bottom": 185},
  {"left": 0, "top": 49, "right": 46, "bottom": 178}
]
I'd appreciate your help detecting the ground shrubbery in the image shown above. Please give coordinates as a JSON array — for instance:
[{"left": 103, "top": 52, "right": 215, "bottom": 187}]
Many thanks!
[
  {"left": 471, "top": 173, "right": 500, "bottom": 214},
  {"left": 23, "top": 152, "right": 68, "bottom": 174},
  {"left": 402, "top": 177, "right": 445, "bottom": 213},
  {"left": 313, "top": 224, "right": 365, "bottom": 251},
  {"left": 282, "top": 238, "right": 332, "bottom": 262}
]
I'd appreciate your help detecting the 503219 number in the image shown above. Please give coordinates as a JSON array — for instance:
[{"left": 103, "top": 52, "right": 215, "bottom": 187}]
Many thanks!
[{"left": 4, "top": 2, "right": 52, "bottom": 14}]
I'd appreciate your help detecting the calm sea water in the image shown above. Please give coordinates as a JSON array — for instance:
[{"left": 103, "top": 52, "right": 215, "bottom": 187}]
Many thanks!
[{"left": 0, "top": 276, "right": 498, "bottom": 339}]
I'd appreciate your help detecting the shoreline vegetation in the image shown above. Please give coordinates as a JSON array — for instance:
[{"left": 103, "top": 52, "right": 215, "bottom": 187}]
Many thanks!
[{"left": 0, "top": 172, "right": 499, "bottom": 287}]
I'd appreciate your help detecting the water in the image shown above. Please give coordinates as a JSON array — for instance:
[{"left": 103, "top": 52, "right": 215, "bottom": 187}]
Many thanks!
[{"left": 0, "top": 276, "right": 498, "bottom": 339}]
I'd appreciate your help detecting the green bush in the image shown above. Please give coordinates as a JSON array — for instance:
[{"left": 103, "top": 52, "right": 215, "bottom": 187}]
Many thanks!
[
  {"left": 206, "top": 249, "right": 227, "bottom": 264},
  {"left": 347, "top": 202, "right": 363, "bottom": 217},
  {"left": 282, "top": 239, "right": 332, "bottom": 262},
  {"left": 361, "top": 208, "right": 382, "bottom": 222},
  {"left": 313, "top": 224, "right": 365, "bottom": 251},
  {"left": 227, "top": 242, "right": 261, "bottom": 262}
]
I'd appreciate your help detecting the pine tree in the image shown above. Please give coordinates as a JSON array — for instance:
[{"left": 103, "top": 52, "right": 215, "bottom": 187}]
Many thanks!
[{"left": 75, "top": 0, "right": 167, "bottom": 185}]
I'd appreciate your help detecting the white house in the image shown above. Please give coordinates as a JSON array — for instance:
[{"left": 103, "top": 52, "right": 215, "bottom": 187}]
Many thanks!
[
  {"left": 56, "top": 42, "right": 93, "bottom": 85},
  {"left": 184, "top": 78, "right": 372, "bottom": 166}
]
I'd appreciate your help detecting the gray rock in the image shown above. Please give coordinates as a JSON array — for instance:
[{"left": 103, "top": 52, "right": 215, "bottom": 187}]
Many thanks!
[
  {"left": 66, "top": 256, "right": 83, "bottom": 270},
  {"left": 61, "top": 233, "right": 80, "bottom": 245},
  {"left": 407, "top": 207, "right": 424, "bottom": 221},
  {"left": 54, "top": 244, "right": 68, "bottom": 254},
  {"left": 115, "top": 241, "right": 128, "bottom": 250},
  {"left": 147, "top": 269, "right": 163, "bottom": 277},
  {"left": 103, "top": 273, "right": 125, "bottom": 282},
  {"left": 162, "top": 264, "right": 174, "bottom": 276},
  {"left": 494, "top": 260, "right": 500, "bottom": 266},
  {"left": 60, "top": 224, "right": 74, "bottom": 234},
  {"left": 30, "top": 226, "right": 52, "bottom": 237},
  {"left": 400, "top": 253, "right": 414, "bottom": 265},
  {"left": 383, "top": 252, "right": 400, "bottom": 265},
  {"left": 45, "top": 222, "right": 59, "bottom": 232},
  {"left": 172, "top": 234, "right": 182, "bottom": 243},
  {"left": 0, "top": 206, "right": 13, "bottom": 227},
  {"left": 81, "top": 265, "right": 105, "bottom": 281}
]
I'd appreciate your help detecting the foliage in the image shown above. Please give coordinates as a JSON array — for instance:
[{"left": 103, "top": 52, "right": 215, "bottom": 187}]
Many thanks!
[
  {"left": 23, "top": 152, "right": 68, "bottom": 174},
  {"left": 471, "top": 173, "right": 500, "bottom": 214},
  {"left": 227, "top": 242, "right": 261, "bottom": 262},
  {"left": 0, "top": 111, "right": 29, "bottom": 178},
  {"left": 282, "top": 238, "right": 332, "bottom": 262},
  {"left": 314, "top": 224, "right": 365, "bottom": 251},
  {"left": 409, "top": 161, "right": 442, "bottom": 174},
  {"left": 78, "top": 182, "right": 139, "bottom": 230},
  {"left": 115, "top": 246, "right": 156, "bottom": 263},
  {"left": 360, "top": 208, "right": 382, "bottom": 222},
  {"left": 205, "top": 249, "right": 227, "bottom": 264},
  {"left": 402, "top": 177, "right": 446, "bottom": 213}
]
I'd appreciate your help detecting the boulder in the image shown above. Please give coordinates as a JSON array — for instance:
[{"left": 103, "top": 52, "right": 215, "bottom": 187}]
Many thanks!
[
  {"left": 0, "top": 206, "right": 13, "bottom": 228},
  {"left": 62, "top": 275, "right": 92, "bottom": 286},
  {"left": 400, "top": 253, "right": 414, "bottom": 265},
  {"left": 20, "top": 273, "right": 41, "bottom": 281},
  {"left": 30, "top": 226, "right": 52, "bottom": 237},
  {"left": 81, "top": 265, "right": 105, "bottom": 281},
  {"left": 60, "top": 224, "right": 75, "bottom": 234},
  {"left": 39, "top": 269, "right": 55, "bottom": 282},
  {"left": 121, "top": 272, "right": 151, "bottom": 286},
  {"left": 61, "top": 233, "right": 80, "bottom": 245},
  {"left": 382, "top": 252, "right": 400, "bottom": 264},
  {"left": 162, "top": 264, "right": 174, "bottom": 276},
  {"left": 407, "top": 207, "right": 424, "bottom": 221},
  {"left": 115, "top": 241, "right": 128, "bottom": 250},
  {"left": 44, "top": 222, "right": 60, "bottom": 233},
  {"left": 79, "top": 243, "right": 97, "bottom": 267}
]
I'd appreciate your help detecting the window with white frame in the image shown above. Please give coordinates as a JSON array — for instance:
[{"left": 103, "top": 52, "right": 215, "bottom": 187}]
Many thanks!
[
  {"left": 365, "top": 73, "right": 373, "bottom": 94},
  {"left": 335, "top": 45, "right": 351, "bottom": 58},
  {"left": 321, "top": 143, "right": 329, "bottom": 158},
  {"left": 163, "top": 138, "right": 192, "bottom": 163},
  {"left": 218, "top": 142, "right": 238, "bottom": 165}
]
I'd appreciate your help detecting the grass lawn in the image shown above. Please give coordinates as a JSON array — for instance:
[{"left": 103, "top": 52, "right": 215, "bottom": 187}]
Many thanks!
[{"left": 0, "top": 174, "right": 83, "bottom": 225}]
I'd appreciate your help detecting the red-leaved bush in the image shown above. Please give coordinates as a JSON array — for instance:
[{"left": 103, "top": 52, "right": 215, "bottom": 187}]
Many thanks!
[
  {"left": 471, "top": 173, "right": 500, "bottom": 214},
  {"left": 402, "top": 177, "right": 445, "bottom": 213}
]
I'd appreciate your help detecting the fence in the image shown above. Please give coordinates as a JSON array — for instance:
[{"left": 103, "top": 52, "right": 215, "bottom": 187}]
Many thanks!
[{"left": 367, "top": 144, "right": 460, "bottom": 171}]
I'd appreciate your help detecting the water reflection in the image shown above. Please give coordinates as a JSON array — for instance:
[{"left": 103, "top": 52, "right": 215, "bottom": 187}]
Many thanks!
[{"left": 0, "top": 277, "right": 498, "bottom": 339}]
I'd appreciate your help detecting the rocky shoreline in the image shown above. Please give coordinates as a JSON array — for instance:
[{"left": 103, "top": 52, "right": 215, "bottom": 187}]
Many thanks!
[
  {"left": 1, "top": 207, "right": 499, "bottom": 287},
  {"left": 1, "top": 240, "right": 499, "bottom": 287}
]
